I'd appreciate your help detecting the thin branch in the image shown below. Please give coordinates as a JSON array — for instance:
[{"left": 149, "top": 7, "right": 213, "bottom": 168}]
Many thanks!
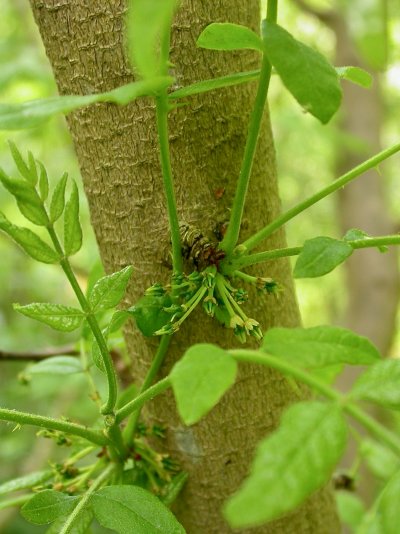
[{"left": 0, "top": 345, "right": 79, "bottom": 362}]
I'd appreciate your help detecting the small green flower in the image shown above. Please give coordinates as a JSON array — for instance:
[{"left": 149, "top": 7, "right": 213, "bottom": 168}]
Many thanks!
[
  {"left": 230, "top": 314, "right": 244, "bottom": 330},
  {"left": 233, "top": 325, "right": 247, "bottom": 344},
  {"left": 203, "top": 295, "right": 217, "bottom": 316},
  {"left": 145, "top": 283, "right": 166, "bottom": 297}
]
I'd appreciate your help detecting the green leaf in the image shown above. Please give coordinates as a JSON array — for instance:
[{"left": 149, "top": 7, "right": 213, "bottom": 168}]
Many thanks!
[
  {"left": 336, "top": 491, "right": 366, "bottom": 530},
  {"left": 91, "top": 336, "right": 106, "bottom": 373},
  {"left": 0, "top": 168, "right": 49, "bottom": 225},
  {"left": 262, "top": 326, "right": 380, "bottom": 367},
  {"left": 197, "top": 23, "right": 263, "bottom": 52},
  {"left": 89, "top": 266, "right": 133, "bottom": 311},
  {"left": 129, "top": 294, "right": 172, "bottom": 337},
  {"left": 38, "top": 162, "right": 49, "bottom": 201},
  {"left": 360, "top": 470, "right": 400, "bottom": 534},
  {"left": 64, "top": 180, "right": 82, "bottom": 256},
  {"left": 169, "top": 70, "right": 260, "bottom": 100},
  {"left": 344, "top": 228, "right": 388, "bottom": 252},
  {"left": 336, "top": 66, "right": 373, "bottom": 88},
  {"left": 0, "top": 471, "right": 52, "bottom": 496},
  {"left": 0, "top": 212, "right": 59, "bottom": 263},
  {"left": 170, "top": 344, "right": 237, "bottom": 425},
  {"left": 360, "top": 439, "right": 400, "bottom": 480},
  {"left": 350, "top": 359, "right": 400, "bottom": 409},
  {"left": 8, "top": 140, "right": 37, "bottom": 185},
  {"left": 91, "top": 485, "right": 185, "bottom": 534},
  {"left": 50, "top": 172, "right": 68, "bottom": 223},
  {"left": 294, "top": 237, "right": 353, "bottom": 278},
  {"left": 263, "top": 21, "right": 342, "bottom": 123},
  {"left": 27, "top": 356, "right": 83, "bottom": 376},
  {"left": 108, "top": 310, "right": 131, "bottom": 333},
  {"left": 224, "top": 402, "right": 347, "bottom": 528},
  {"left": 0, "top": 78, "right": 172, "bottom": 130},
  {"left": 46, "top": 509, "right": 93, "bottom": 534},
  {"left": 310, "top": 364, "right": 343, "bottom": 384},
  {"left": 344, "top": 228, "right": 370, "bottom": 242},
  {"left": 14, "top": 303, "right": 84, "bottom": 332},
  {"left": 21, "top": 490, "right": 77, "bottom": 525},
  {"left": 126, "top": 0, "right": 179, "bottom": 79}
]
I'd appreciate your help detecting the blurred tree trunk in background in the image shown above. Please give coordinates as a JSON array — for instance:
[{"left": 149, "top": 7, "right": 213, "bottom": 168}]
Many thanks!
[
  {"left": 293, "top": 0, "right": 399, "bottom": 358},
  {"left": 29, "top": 0, "right": 340, "bottom": 532},
  {"left": 293, "top": 0, "right": 399, "bottom": 508}
]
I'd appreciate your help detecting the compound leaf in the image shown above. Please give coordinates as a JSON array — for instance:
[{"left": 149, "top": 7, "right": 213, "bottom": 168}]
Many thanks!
[
  {"left": 0, "top": 471, "right": 52, "bottom": 496},
  {"left": 27, "top": 356, "right": 83, "bottom": 376},
  {"left": 224, "top": 402, "right": 347, "bottom": 528},
  {"left": 0, "top": 168, "right": 48, "bottom": 225},
  {"left": 294, "top": 237, "right": 353, "bottom": 278},
  {"left": 89, "top": 266, "right": 133, "bottom": 311},
  {"left": 21, "top": 490, "right": 77, "bottom": 525},
  {"left": 336, "top": 66, "right": 372, "bottom": 88},
  {"left": 262, "top": 325, "right": 380, "bottom": 367},
  {"left": 0, "top": 212, "right": 59, "bottom": 263},
  {"left": 263, "top": 21, "right": 342, "bottom": 123},
  {"left": 50, "top": 172, "right": 68, "bottom": 223},
  {"left": 170, "top": 344, "right": 237, "bottom": 425},
  {"left": 197, "top": 23, "right": 263, "bottom": 52},
  {"left": 126, "top": 0, "right": 179, "bottom": 79},
  {"left": 14, "top": 303, "right": 84, "bottom": 332},
  {"left": 351, "top": 359, "right": 400, "bottom": 409},
  {"left": 64, "top": 180, "right": 82, "bottom": 256},
  {"left": 91, "top": 485, "right": 185, "bottom": 534}
]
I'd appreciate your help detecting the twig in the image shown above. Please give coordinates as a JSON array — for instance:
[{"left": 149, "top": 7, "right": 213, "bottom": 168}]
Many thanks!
[{"left": 0, "top": 345, "right": 79, "bottom": 361}]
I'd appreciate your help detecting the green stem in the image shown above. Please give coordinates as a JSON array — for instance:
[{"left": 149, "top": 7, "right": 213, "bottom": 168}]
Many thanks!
[
  {"left": 59, "top": 462, "right": 115, "bottom": 534},
  {"left": 228, "top": 235, "right": 400, "bottom": 271},
  {"left": 155, "top": 25, "right": 182, "bottom": 274},
  {"left": 240, "top": 142, "right": 400, "bottom": 253},
  {"left": 47, "top": 226, "right": 118, "bottom": 415},
  {"left": 106, "top": 424, "right": 128, "bottom": 459},
  {"left": 116, "top": 377, "right": 171, "bottom": 424},
  {"left": 0, "top": 407, "right": 109, "bottom": 447},
  {"left": 266, "top": 0, "right": 278, "bottom": 20},
  {"left": 215, "top": 275, "right": 236, "bottom": 317},
  {"left": 173, "top": 286, "right": 207, "bottom": 328},
  {"left": 0, "top": 494, "right": 32, "bottom": 511},
  {"left": 230, "top": 350, "right": 400, "bottom": 455},
  {"left": 219, "top": 2, "right": 277, "bottom": 255},
  {"left": 123, "top": 336, "right": 171, "bottom": 444},
  {"left": 156, "top": 97, "right": 182, "bottom": 274}
]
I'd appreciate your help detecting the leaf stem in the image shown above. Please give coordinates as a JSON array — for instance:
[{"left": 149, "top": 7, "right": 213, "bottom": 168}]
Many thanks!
[
  {"left": 0, "top": 494, "right": 32, "bottom": 511},
  {"left": 47, "top": 225, "right": 118, "bottom": 415},
  {"left": 116, "top": 377, "right": 171, "bottom": 424},
  {"left": 123, "top": 336, "right": 171, "bottom": 444},
  {"left": 230, "top": 350, "right": 400, "bottom": 455},
  {"left": 219, "top": 2, "right": 277, "bottom": 255},
  {"left": 240, "top": 142, "right": 400, "bottom": 253},
  {"left": 226, "top": 235, "right": 400, "bottom": 271},
  {"left": 155, "top": 25, "right": 182, "bottom": 274},
  {"left": 59, "top": 462, "right": 115, "bottom": 534},
  {"left": 0, "top": 407, "right": 109, "bottom": 447}
]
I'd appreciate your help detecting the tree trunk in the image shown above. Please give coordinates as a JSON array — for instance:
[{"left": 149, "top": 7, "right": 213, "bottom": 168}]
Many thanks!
[{"left": 29, "top": 1, "right": 340, "bottom": 532}]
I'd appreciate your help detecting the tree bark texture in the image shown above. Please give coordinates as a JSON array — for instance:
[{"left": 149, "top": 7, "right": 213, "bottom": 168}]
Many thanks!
[{"left": 30, "top": 1, "right": 340, "bottom": 532}]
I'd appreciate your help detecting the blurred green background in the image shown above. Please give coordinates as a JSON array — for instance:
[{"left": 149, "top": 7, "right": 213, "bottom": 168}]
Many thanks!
[{"left": 0, "top": 0, "right": 399, "bottom": 531}]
